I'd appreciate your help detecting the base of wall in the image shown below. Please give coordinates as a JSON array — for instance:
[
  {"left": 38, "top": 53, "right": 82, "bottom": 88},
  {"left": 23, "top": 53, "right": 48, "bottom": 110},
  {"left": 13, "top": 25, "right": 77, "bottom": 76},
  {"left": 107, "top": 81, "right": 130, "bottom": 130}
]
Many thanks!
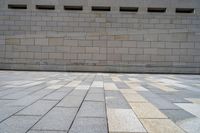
[{"left": 0, "top": 63, "right": 199, "bottom": 74}]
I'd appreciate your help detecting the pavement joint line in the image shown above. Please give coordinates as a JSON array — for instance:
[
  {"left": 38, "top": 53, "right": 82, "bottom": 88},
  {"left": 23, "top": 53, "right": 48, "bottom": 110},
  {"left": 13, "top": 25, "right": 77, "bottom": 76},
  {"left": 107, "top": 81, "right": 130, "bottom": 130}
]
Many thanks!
[
  {"left": 25, "top": 75, "right": 83, "bottom": 133},
  {"left": 24, "top": 89, "right": 74, "bottom": 133},
  {"left": 78, "top": 116, "right": 106, "bottom": 118},
  {"left": 14, "top": 114, "right": 42, "bottom": 117},
  {"left": 55, "top": 106, "right": 80, "bottom": 108},
  {"left": 0, "top": 86, "right": 58, "bottom": 123},
  {"left": 67, "top": 74, "right": 97, "bottom": 133},
  {"left": 120, "top": 86, "right": 149, "bottom": 132},
  {"left": 0, "top": 76, "right": 77, "bottom": 124},
  {"left": 84, "top": 100, "right": 104, "bottom": 102},
  {"left": 41, "top": 99, "right": 59, "bottom": 101},
  {"left": 103, "top": 76, "right": 111, "bottom": 133},
  {"left": 30, "top": 129, "right": 67, "bottom": 132},
  {"left": 0, "top": 82, "right": 53, "bottom": 98}
]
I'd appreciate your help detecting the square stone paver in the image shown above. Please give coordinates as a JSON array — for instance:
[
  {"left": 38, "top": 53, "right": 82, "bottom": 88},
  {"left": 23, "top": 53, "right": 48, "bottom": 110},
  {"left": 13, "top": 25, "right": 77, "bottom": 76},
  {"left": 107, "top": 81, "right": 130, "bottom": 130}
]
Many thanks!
[
  {"left": 32, "top": 107, "right": 78, "bottom": 131},
  {"left": 78, "top": 101, "right": 106, "bottom": 117},
  {"left": 17, "top": 100, "right": 57, "bottom": 116},
  {"left": 69, "top": 117, "right": 108, "bottom": 133},
  {"left": 85, "top": 93, "right": 105, "bottom": 102},
  {"left": 161, "top": 109, "right": 196, "bottom": 122},
  {"left": 175, "top": 103, "right": 200, "bottom": 118},
  {"left": 177, "top": 117, "right": 200, "bottom": 133},
  {"left": 57, "top": 95, "right": 84, "bottom": 108},
  {"left": 0, "top": 115, "right": 40, "bottom": 133}
]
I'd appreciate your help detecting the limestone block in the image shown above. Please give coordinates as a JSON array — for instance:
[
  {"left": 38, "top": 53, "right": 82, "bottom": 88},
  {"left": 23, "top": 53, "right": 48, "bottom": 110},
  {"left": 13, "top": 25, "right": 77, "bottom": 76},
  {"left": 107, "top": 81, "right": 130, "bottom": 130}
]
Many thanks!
[
  {"left": 35, "top": 38, "right": 48, "bottom": 46},
  {"left": 49, "top": 38, "right": 64, "bottom": 46},
  {"left": 5, "top": 38, "right": 20, "bottom": 45}
]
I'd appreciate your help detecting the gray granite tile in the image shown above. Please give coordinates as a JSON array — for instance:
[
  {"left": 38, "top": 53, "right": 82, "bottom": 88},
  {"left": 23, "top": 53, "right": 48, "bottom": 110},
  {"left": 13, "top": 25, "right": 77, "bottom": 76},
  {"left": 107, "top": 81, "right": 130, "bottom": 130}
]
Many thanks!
[
  {"left": 68, "top": 90, "right": 87, "bottom": 97},
  {"left": 88, "top": 87, "right": 104, "bottom": 94},
  {"left": 161, "top": 109, "right": 196, "bottom": 122},
  {"left": 0, "top": 115, "right": 40, "bottom": 133},
  {"left": 0, "top": 106, "right": 23, "bottom": 122},
  {"left": 159, "top": 94, "right": 189, "bottom": 103},
  {"left": 175, "top": 103, "right": 200, "bottom": 118},
  {"left": 114, "top": 81, "right": 130, "bottom": 89},
  {"left": 43, "top": 91, "right": 69, "bottom": 100},
  {"left": 177, "top": 117, "right": 200, "bottom": 133},
  {"left": 57, "top": 95, "right": 84, "bottom": 108},
  {"left": 9, "top": 89, "right": 54, "bottom": 106},
  {"left": 78, "top": 101, "right": 106, "bottom": 117},
  {"left": 32, "top": 107, "right": 78, "bottom": 131},
  {"left": 85, "top": 93, "right": 104, "bottom": 102},
  {"left": 69, "top": 117, "right": 108, "bottom": 133},
  {"left": 105, "top": 90, "right": 130, "bottom": 109},
  {"left": 0, "top": 99, "right": 14, "bottom": 107},
  {"left": 17, "top": 100, "right": 57, "bottom": 116},
  {"left": 145, "top": 96, "right": 180, "bottom": 109}
]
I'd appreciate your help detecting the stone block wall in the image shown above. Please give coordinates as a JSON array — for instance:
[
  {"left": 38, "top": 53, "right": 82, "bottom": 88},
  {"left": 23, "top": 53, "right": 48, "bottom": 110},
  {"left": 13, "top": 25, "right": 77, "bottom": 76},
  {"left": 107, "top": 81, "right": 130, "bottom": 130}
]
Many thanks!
[{"left": 0, "top": 0, "right": 200, "bottom": 73}]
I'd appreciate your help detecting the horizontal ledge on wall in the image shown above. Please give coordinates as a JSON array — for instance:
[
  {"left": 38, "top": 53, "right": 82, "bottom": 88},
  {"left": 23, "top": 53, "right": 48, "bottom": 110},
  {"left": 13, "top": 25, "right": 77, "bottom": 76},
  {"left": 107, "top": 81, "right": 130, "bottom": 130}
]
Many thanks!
[
  {"left": 147, "top": 7, "right": 166, "bottom": 13},
  {"left": 120, "top": 7, "right": 138, "bottom": 12},
  {"left": 176, "top": 8, "right": 194, "bottom": 13},
  {"left": 91, "top": 6, "right": 111, "bottom": 11},
  {"left": 36, "top": 5, "right": 55, "bottom": 10},
  {"left": 64, "top": 6, "right": 83, "bottom": 11},
  {"left": 5, "top": 5, "right": 197, "bottom": 15},
  {"left": 8, "top": 4, "right": 27, "bottom": 9}
]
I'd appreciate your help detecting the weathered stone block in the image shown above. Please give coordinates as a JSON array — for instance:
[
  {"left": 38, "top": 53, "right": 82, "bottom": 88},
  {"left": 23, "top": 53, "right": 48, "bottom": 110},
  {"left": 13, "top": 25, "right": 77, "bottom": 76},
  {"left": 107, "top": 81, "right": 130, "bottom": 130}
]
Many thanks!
[
  {"left": 35, "top": 38, "right": 48, "bottom": 46},
  {"left": 49, "top": 38, "right": 64, "bottom": 46}
]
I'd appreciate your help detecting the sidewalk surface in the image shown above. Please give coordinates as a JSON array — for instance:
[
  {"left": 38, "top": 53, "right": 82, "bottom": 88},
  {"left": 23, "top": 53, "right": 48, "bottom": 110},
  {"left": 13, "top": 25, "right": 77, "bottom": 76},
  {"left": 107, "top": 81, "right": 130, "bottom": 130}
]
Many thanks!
[{"left": 0, "top": 71, "right": 199, "bottom": 133}]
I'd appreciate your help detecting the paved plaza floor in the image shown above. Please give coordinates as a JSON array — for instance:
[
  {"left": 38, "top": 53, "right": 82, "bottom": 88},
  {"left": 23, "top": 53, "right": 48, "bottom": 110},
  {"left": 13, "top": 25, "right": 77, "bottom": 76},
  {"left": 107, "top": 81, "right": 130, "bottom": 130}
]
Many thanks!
[{"left": 0, "top": 71, "right": 200, "bottom": 133}]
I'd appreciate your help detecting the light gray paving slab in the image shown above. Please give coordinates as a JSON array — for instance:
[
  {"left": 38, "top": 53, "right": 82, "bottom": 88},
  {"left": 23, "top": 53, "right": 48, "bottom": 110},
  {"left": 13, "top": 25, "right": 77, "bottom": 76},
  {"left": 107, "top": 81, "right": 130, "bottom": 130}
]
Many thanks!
[
  {"left": 91, "top": 81, "right": 103, "bottom": 88},
  {"left": 68, "top": 90, "right": 87, "bottom": 97},
  {"left": 17, "top": 100, "right": 57, "bottom": 116},
  {"left": 105, "top": 90, "right": 130, "bottom": 109},
  {"left": 174, "top": 90, "right": 200, "bottom": 98},
  {"left": 85, "top": 93, "right": 105, "bottom": 102},
  {"left": 9, "top": 89, "right": 54, "bottom": 106},
  {"left": 0, "top": 115, "right": 40, "bottom": 133},
  {"left": 0, "top": 106, "right": 23, "bottom": 122},
  {"left": 161, "top": 109, "right": 196, "bottom": 122},
  {"left": 0, "top": 99, "right": 14, "bottom": 107},
  {"left": 43, "top": 91, "right": 70, "bottom": 100},
  {"left": 57, "top": 95, "right": 84, "bottom": 108},
  {"left": 2, "top": 91, "right": 34, "bottom": 100},
  {"left": 139, "top": 91, "right": 160, "bottom": 98},
  {"left": 75, "top": 85, "right": 90, "bottom": 90},
  {"left": 88, "top": 87, "right": 104, "bottom": 94},
  {"left": 32, "top": 107, "right": 78, "bottom": 131},
  {"left": 175, "top": 103, "right": 200, "bottom": 118},
  {"left": 78, "top": 101, "right": 106, "bottom": 117},
  {"left": 69, "top": 117, "right": 108, "bottom": 133},
  {"left": 56, "top": 87, "right": 74, "bottom": 92},
  {"left": 177, "top": 117, "right": 200, "bottom": 133},
  {"left": 159, "top": 94, "right": 189, "bottom": 103},
  {"left": 146, "top": 97, "right": 180, "bottom": 109},
  {"left": 0, "top": 88, "right": 25, "bottom": 97},
  {"left": 114, "top": 81, "right": 130, "bottom": 89}
]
